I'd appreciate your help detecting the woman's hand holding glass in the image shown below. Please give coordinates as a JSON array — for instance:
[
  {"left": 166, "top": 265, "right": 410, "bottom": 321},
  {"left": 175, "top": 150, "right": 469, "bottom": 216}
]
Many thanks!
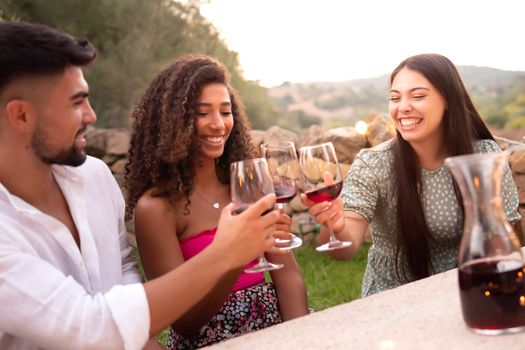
[
  {"left": 300, "top": 186, "right": 346, "bottom": 243},
  {"left": 271, "top": 210, "right": 297, "bottom": 250},
  {"left": 260, "top": 141, "right": 303, "bottom": 250},
  {"left": 298, "top": 142, "right": 352, "bottom": 252}
]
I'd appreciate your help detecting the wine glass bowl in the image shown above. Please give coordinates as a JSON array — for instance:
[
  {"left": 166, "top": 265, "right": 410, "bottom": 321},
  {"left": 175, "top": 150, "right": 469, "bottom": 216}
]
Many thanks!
[
  {"left": 230, "top": 158, "right": 283, "bottom": 272},
  {"left": 304, "top": 182, "right": 343, "bottom": 203},
  {"left": 260, "top": 142, "right": 303, "bottom": 250},
  {"left": 230, "top": 159, "right": 272, "bottom": 205},
  {"left": 298, "top": 142, "right": 352, "bottom": 252}
]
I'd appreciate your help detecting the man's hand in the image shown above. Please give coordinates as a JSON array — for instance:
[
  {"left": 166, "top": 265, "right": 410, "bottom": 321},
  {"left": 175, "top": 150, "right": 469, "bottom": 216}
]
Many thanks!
[{"left": 212, "top": 193, "right": 279, "bottom": 268}]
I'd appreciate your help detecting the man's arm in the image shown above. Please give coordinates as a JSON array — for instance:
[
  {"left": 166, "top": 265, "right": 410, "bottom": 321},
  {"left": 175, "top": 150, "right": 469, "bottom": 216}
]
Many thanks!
[
  {"left": 0, "top": 243, "right": 145, "bottom": 350},
  {"left": 134, "top": 194, "right": 243, "bottom": 339},
  {"left": 0, "top": 194, "right": 278, "bottom": 350}
]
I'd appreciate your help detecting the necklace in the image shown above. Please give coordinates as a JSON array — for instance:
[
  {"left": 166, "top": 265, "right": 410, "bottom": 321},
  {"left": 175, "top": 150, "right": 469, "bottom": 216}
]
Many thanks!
[{"left": 194, "top": 189, "right": 221, "bottom": 209}]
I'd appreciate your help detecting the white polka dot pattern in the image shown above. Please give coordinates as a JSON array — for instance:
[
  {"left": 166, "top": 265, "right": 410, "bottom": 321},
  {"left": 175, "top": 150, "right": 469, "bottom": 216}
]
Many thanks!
[{"left": 341, "top": 139, "right": 522, "bottom": 297}]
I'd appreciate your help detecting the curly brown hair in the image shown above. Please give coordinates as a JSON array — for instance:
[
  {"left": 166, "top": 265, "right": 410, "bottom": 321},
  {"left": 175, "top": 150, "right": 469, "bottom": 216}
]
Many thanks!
[{"left": 125, "top": 54, "right": 256, "bottom": 219}]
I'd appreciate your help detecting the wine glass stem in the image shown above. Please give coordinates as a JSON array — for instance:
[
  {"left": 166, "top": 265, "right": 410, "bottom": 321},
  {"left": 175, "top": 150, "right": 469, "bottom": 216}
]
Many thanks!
[
  {"left": 275, "top": 203, "right": 292, "bottom": 243},
  {"left": 258, "top": 254, "right": 270, "bottom": 264},
  {"left": 326, "top": 219, "right": 338, "bottom": 244}
]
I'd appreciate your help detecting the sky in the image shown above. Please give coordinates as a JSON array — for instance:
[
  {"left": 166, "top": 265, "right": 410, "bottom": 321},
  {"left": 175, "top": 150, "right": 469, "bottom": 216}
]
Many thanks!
[{"left": 200, "top": 0, "right": 525, "bottom": 87}]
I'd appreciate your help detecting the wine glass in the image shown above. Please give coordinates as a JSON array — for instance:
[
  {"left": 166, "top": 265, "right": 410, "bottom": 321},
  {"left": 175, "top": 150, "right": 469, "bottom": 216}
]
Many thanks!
[
  {"left": 298, "top": 142, "right": 352, "bottom": 252},
  {"left": 260, "top": 141, "right": 303, "bottom": 250},
  {"left": 230, "top": 158, "right": 283, "bottom": 273}
]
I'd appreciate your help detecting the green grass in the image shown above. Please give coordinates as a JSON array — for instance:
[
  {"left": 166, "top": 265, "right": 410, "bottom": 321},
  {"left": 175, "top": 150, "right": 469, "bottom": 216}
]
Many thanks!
[{"left": 293, "top": 242, "right": 370, "bottom": 310}]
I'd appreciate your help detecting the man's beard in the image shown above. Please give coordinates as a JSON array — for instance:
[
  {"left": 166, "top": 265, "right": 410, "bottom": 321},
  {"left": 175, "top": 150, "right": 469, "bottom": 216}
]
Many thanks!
[{"left": 31, "top": 123, "right": 87, "bottom": 167}]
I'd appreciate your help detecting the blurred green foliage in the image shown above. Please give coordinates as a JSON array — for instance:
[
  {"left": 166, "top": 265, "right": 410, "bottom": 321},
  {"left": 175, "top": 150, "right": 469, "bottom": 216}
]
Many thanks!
[
  {"left": 269, "top": 67, "right": 525, "bottom": 131},
  {"left": 0, "top": 0, "right": 281, "bottom": 129},
  {"left": 3, "top": 2, "right": 523, "bottom": 132},
  {"left": 470, "top": 75, "right": 525, "bottom": 130}
]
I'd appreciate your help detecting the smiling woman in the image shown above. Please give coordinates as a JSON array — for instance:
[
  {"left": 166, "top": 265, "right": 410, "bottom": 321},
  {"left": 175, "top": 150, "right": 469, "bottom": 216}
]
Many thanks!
[
  {"left": 195, "top": 83, "right": 234, "bottom": 161},
  {"left": 125, "top": 54, "right": 309, "bottom": 348},
  {"left": 388, "top": 67, "right": 448, "bottom": 168},
  {"left": 300, "top": 53, "right": 522, "bottom": 298}
]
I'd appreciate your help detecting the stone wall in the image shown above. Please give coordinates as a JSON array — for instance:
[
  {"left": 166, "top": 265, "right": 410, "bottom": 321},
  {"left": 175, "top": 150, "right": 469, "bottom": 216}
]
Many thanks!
[
  {"left": 497, "top": 137, "right": 525, "bottom": 241},
  {"left": 85, "top": 115, "right": 525, "bottom": 246}
]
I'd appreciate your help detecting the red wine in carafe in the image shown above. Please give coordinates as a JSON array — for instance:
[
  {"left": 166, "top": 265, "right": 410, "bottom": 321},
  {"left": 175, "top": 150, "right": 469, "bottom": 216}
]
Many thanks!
[{"left": 459, "top": 259, "right": 525, "bottom": 331}]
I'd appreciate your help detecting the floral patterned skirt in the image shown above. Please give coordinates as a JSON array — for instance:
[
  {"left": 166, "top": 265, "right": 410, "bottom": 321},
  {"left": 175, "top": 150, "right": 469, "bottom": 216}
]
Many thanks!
[{"left": 167, "top": 282, "right": 282, "bottom": 349}]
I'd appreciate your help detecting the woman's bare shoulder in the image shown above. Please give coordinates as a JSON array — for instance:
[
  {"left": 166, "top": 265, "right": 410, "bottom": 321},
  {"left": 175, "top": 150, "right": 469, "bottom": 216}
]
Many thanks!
[{"left": 135, "top": 189, "right": 177, "bottom": 220}]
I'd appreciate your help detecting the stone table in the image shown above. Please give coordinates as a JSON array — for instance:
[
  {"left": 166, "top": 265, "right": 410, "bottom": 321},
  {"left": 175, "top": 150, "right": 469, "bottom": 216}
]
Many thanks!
[{"left": 206, "top": 267, "right": 525, "bottom": 349}]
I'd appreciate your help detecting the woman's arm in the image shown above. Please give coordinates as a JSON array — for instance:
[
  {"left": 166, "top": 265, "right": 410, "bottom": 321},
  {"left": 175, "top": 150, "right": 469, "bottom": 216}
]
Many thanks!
[
  {"left": 266, "top": 212, "right": 309, "bottom": 320},
  {"left": 135, "top": 194, "right": 242, "bottom": 339},
  {"left": 267, "top": 251, "right": 309, "bottom": 320},
  {"left": 300, "top": 194, "right": 369, "bottom": 260}
]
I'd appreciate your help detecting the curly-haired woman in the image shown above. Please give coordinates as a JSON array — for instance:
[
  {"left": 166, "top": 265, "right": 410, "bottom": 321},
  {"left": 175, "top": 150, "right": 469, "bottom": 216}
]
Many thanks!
[{"left": 125, "top": 54, "right": 309, "bottom": 349}]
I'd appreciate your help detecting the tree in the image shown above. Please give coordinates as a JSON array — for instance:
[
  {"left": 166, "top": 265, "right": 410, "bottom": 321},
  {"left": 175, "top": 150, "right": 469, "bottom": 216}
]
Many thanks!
[
  {"left": 504, "top": 93, "right": 525, "bottom": 129},
  {"left": 0, "top": 0, "right": 280, "bottom": 128}
]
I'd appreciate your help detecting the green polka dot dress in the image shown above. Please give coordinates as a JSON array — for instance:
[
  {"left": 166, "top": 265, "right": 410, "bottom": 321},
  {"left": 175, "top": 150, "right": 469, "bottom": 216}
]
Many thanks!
[{"left": 341, "top": 139, "right": 521, "bottom": 297}]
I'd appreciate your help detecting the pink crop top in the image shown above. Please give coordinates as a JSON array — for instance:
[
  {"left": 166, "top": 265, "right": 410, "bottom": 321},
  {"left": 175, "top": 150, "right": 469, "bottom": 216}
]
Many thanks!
[{"left": 179, "top": 227, "right": 266, "bottom": 292}]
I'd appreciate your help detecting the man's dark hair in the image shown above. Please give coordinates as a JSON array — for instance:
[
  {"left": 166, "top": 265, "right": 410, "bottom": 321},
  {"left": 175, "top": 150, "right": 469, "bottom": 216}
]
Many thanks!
[{"left": 0, "top": 21, "right": 96, "bottom": 91}]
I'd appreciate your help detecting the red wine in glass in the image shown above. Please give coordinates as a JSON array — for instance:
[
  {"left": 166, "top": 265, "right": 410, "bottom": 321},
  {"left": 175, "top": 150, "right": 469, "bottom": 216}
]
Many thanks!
[
  {"left": 272, "top": 182, "right": 301, "bottom": 249},
  {"left": 260, "top": 141, "right": 303, "bottom": 250},
  {"left": 274, "top": 184, "right": 297, "bottom": 204},
  {"left": 232, "top": 204, "right": 249, "bottom": 216},
  {"left": 299, "top": 142, "right": 351, "bottom": 252},
  {"left": 305, "top": 182, "right": 342, "bottom": 203},
  {"left": 233, "top": 205, "right": 273, "bottom": 216},
  {"left": 459, "top": 259, "right": 525, "bottom": 333}
]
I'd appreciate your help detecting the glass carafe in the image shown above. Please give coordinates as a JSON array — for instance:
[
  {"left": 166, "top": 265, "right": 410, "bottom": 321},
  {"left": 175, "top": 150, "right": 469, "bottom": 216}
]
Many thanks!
[{"left": 445, "top": 151, "right": 525, "bottom": 335}]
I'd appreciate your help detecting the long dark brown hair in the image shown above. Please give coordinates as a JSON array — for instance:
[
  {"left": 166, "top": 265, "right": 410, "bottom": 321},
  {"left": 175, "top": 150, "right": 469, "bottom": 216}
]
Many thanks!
[
  {"left": 391, "top": 54, "right": 494, "bottom": 281},
  {"left": 125, "top": 54, "right": 256, "bottom": 219}
]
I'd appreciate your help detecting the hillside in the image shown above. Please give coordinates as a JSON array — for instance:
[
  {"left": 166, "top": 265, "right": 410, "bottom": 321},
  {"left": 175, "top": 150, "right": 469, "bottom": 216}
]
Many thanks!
[{"left": 268, "top": 66, "right": 525, "bottom": 130}]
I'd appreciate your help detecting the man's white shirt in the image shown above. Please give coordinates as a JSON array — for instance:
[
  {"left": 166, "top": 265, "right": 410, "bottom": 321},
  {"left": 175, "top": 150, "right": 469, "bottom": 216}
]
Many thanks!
[{"left": 0, "top": 156, "right": 150, "bottom": 350}]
